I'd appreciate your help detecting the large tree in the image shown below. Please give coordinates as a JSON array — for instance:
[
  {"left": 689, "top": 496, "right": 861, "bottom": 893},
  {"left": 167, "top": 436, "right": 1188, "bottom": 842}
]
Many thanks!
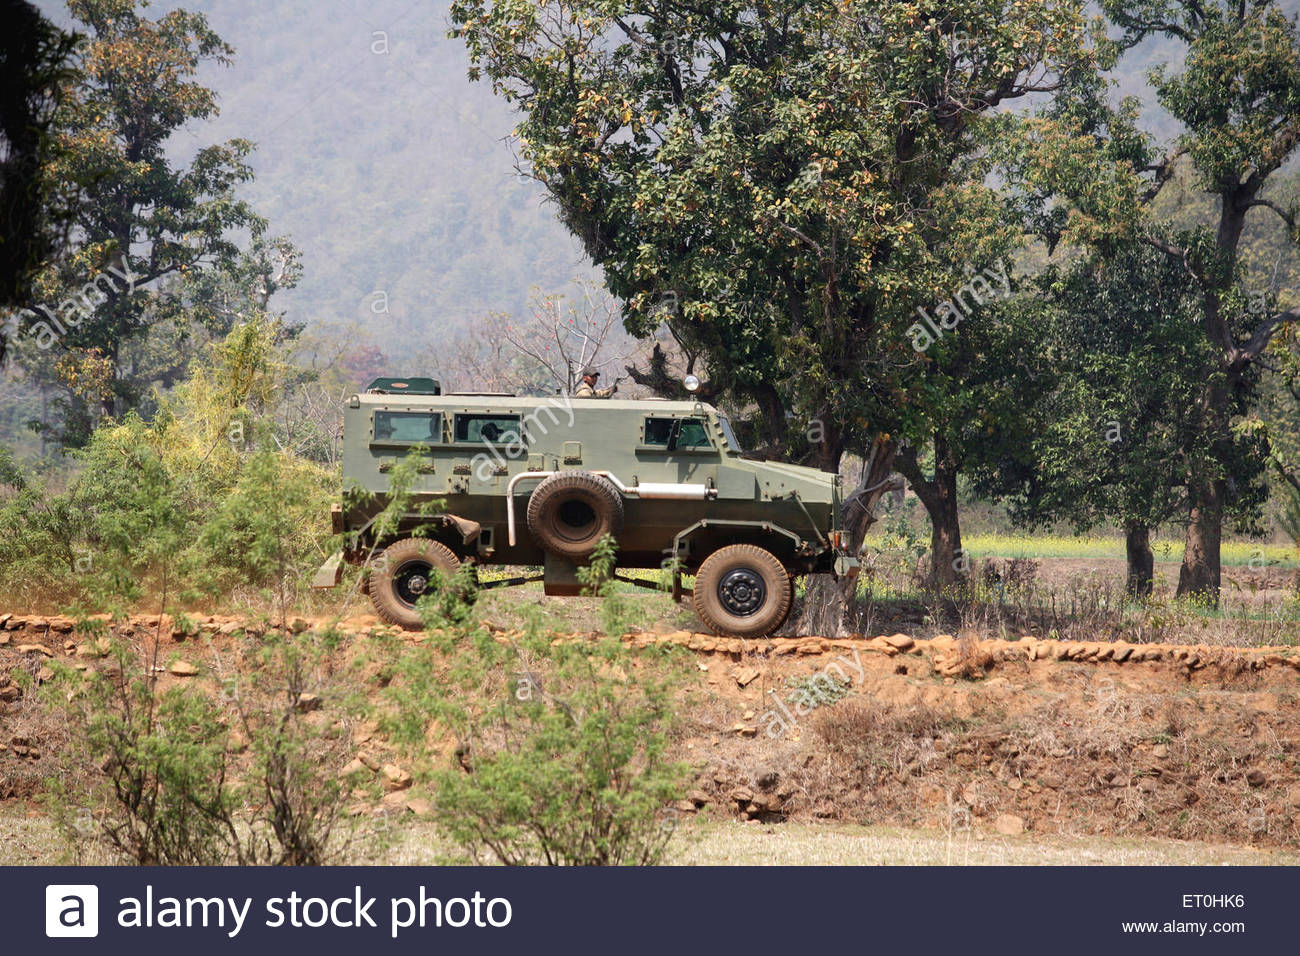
[
  {"left": 0, "top": 0, "right": 76, "bottom": 317},
  {"left": 978, "top": 241, "right": 1267, "bottom": 597},
  {"left": 449, "top": 0, "right": 1100, "bottom": 574},
  {"left": 1012, "top": 1, "right": 1300, "bottom": 602},
  {"left": 11, "top": 0, "right": 264, "bottom": 447}
]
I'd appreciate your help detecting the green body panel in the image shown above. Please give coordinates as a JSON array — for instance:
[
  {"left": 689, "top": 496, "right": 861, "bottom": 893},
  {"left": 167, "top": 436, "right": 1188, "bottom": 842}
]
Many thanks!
[{"left": 338, "top": 390, "right": 852, "bottom": 575}]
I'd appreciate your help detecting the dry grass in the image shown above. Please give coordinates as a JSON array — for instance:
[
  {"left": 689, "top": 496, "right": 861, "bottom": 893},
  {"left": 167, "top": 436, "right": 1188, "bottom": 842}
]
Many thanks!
[{"left": 3, "top": 805, "right": 1295, "bottom": 866}]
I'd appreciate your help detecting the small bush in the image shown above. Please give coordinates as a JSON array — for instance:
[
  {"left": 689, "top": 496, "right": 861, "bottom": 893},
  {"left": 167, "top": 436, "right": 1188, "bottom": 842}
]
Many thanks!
[
  {"left": 45, "top": 618, "right": 359, "bottom": 866},
  {"left": 380, "top": 536, "right": 690, "bottom": 865}
]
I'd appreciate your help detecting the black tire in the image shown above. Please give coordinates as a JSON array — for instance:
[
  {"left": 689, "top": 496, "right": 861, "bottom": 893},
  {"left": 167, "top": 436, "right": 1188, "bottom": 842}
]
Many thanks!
[
  {"left": 367, "top": 537, "right": 462, "bottom": 630},
  {"left": 525, "top": 471, "right": 624, "bottom": 561},
  {"left": 693, "top": 544, "right": 793, "bottom": 639}
]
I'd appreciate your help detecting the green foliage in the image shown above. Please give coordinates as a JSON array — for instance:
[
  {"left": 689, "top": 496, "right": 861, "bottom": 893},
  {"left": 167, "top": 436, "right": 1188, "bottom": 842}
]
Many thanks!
[
  {"left": 47, "top": 635, "right": 242, "bottom": 865},
  {"left": 45, "top": 621, "right": 359, "bottom": 866},
  {"left": 192, "top": 447, "right": 332, "bottom": 613},
  {"left": 450, "top": 0, "right": 1099, "bottom": 471},
  {"left": 1004, "top": 1, "right": 1300, "bottom": 597},
  {"left": 378, "top": 537, "right": 689, "bottom": 865},
  {"left": 0, "top": 1, "right": 77, "bottom": 309},
  {"left": 982, "top": 241, "right": 1267, "bottom": 537},
  {"left": 14, "top": 0, "right": 271, "bottom": 446},
  {"left": 0, "top": 316, "right": 334, "bottom": 612},
  {"left": 786, "top": 673, "right": 852, "bottom": 710}
]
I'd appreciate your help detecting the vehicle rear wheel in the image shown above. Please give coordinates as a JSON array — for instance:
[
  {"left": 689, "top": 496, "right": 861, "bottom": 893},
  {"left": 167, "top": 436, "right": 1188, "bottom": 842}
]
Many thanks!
[
  {"left": 693, "top": 544, "right": 793, "bottom": 639},
  {"left": 525, "top": 471, "right": 625, "bottom": 561},
  {"left": 366, "top": 537, "right": 463, "bottom": 630}
]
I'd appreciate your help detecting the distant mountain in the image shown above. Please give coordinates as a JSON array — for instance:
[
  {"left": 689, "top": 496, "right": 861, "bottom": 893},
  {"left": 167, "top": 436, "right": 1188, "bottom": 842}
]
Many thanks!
[
  {"left": 37, "top": 0, "right": 597, "bottom": 359},
  {"left": 31, "top": 0, "right": 1300, "bottom": 359}
]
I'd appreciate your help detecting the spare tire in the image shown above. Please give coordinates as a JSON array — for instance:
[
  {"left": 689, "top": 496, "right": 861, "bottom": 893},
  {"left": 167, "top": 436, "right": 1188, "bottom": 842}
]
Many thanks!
[{"left": 526, "top": 471, "right": 624, "bottom": 561}]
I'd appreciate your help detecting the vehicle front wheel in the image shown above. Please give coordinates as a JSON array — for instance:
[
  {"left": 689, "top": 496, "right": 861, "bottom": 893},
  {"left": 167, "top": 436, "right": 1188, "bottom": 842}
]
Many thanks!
[
  {"left": 366, "top": 537, "right": 463, "bottom": 630},
  {"left": 693, "top": 544, "right": 793, "bottom": 639}
]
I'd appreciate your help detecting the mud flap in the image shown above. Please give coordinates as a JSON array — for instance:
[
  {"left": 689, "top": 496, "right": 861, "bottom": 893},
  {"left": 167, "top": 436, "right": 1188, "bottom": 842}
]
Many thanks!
[{"left": 311, "top": 551, "right": 344, "bottom": 589}]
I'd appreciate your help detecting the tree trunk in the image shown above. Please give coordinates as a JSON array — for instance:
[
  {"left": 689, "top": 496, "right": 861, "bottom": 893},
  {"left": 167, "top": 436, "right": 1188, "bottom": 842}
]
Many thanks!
[
  {"left": 1124, "top": 522, "right": 1154, "bottom": 600},
  {"left": 796, "top": 434, "right": 897, "bottom": 637},
  {"left": 1177, "top": 479, "right": 1223, "bottom": 604},
  {"left": 896, "top": 434, "right": 965, "bottom": 592},
  {"left": 1177, "top": 377, "right": 1231, "bottom": 606}
]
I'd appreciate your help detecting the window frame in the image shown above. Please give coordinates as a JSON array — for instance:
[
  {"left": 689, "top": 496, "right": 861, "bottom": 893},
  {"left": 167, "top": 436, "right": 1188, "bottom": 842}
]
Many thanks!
[
  {"left": 639, "top": 415, "right": 716, "bottom": 453},
  {"left": 452, "top": 411, "right": 528, "bottom": 446},
  {"left": 369, "top": 409, "right": 446, "bottom": 447}
]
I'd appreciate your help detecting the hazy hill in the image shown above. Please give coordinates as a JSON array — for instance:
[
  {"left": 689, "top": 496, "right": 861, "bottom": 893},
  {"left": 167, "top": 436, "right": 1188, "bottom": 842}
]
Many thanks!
[
  {"left": 37, "top": 0, "right": 597, "bottom": 362},
  {"left": 29, "top": 0, "right": 1300, "bottom": 360}
]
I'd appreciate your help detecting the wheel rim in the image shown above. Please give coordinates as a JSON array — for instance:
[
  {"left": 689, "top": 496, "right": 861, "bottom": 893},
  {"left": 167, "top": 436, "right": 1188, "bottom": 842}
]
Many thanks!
[
  {"left": 718, "top": 567, "right": 766, "bottom": 616},
  {"left": 393, "top": 559, "right": 434, "bottom": 607}
]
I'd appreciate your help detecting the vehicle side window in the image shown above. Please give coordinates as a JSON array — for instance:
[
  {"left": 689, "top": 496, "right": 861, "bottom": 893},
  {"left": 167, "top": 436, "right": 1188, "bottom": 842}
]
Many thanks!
[
  {"left": 643, "top": 416, "right": 711, "bottom": 449},
  {"left": 373, "top": 411, "right": 442, "bottom": 443},
  {"left": 644, "top": 417, "right": 675, "bottom": 446},
  {"left": 454, "top": 413, "right": 523, "bottom": 444}
]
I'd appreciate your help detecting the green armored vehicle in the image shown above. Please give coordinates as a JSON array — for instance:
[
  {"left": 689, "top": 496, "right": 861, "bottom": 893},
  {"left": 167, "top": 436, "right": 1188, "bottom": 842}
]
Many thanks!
[{"left": 313, "top": 376, "right": 858, "bottom": 638}]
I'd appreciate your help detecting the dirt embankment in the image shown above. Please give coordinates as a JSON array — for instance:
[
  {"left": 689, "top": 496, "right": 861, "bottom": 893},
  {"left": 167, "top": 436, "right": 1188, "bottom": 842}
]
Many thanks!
[{"left": 3, "top": 611, "right": 1300, "bottom": 849}]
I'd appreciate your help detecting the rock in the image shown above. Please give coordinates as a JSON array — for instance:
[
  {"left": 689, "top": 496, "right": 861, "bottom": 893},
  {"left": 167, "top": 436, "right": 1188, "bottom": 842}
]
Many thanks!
[
  {"left": 1152, "top": 743, "right": 1169, "bottom": 759},
  {"left": 882, "top": 633, "right": 915, "bottom": 652},
  {"left": 687, "top": 789, "right": 712, "bottom": 807},
  {"left": 15, "top": 644, "right": 53, "bottom": 657},
  {"left": 294, "top": 692, "right": 322, "bottom": 713},
  {"left": 728, "top": 786, "right": 755, "bottom": 805},
  {"left": 378, "top": 790, "right": 409, "bottom": 812},
  {"left": 291, "top": 618, "right": 309, "bottom": 634},
  {"left": 1246, "top": 769, "right": 1267, "bottom": 788},
  {"left": 49, "top": 618, "right": 74, "bottom": 633},
  {"left": 673, "top": 799, "right": 698, "bottom": 813},
  {"left": 405, "top": 797, "right": 434, "bottom": 816},
  {"left": 37, "top": 666, "right": 53, "bottom": 683},
  {"left": 169, "top": 660, "right": 198, "bottom": 677},
  {"left": 734, "top": 667, "right": 762, "bottom": 688},
  {"left": 0, "top": 686, "right": 20, "bottom": 702},
  {"left": 0, "top": 633, "right": 8, "bottom": 646},
  {"left": 1137, "top": 777, "right": 1158, "bottom": 793},
  {"left": 381, "top": 764, "right": 413, "bottom": 792},
  {"left": 993, "top": 814, "right": 1025, "bottom": 836},
  {"left": 754, "top": 792, "right": 783, "bottom": 813},
  {"left": 341, "top": 758, "right": 370, "bottom": 776},
  {"left": 217, "top": 621, "right": 241, "bottom": 635},
  {"left": 358, "top": 751, "right": 381, "bottom": 771}
]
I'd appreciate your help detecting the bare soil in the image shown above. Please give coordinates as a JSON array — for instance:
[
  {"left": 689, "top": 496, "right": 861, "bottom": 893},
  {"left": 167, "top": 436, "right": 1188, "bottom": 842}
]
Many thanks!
[{"left": 3, "top": 600, "right": 1300, "bottom": 860}]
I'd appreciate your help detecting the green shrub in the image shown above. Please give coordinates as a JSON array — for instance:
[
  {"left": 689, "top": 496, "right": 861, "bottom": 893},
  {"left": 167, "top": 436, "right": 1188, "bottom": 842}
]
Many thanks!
[
  {"left": 380, "top": 538, "right": 690, "bottom": 865},
  {"left": 45, "top": 618, "right": 360, "bottom": 866}
]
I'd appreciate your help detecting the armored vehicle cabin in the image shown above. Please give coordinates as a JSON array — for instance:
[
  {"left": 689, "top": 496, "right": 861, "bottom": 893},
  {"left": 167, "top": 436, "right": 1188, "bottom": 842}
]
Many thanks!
[{"left": 314, "top": 376, "right": 858, "bottom": 638}]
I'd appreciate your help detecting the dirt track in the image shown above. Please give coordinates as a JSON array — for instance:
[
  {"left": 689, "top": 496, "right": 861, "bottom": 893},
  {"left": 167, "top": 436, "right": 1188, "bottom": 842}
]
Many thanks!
[{"left": 3, "top": 611, "right": 1300, "bottom": 850}]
